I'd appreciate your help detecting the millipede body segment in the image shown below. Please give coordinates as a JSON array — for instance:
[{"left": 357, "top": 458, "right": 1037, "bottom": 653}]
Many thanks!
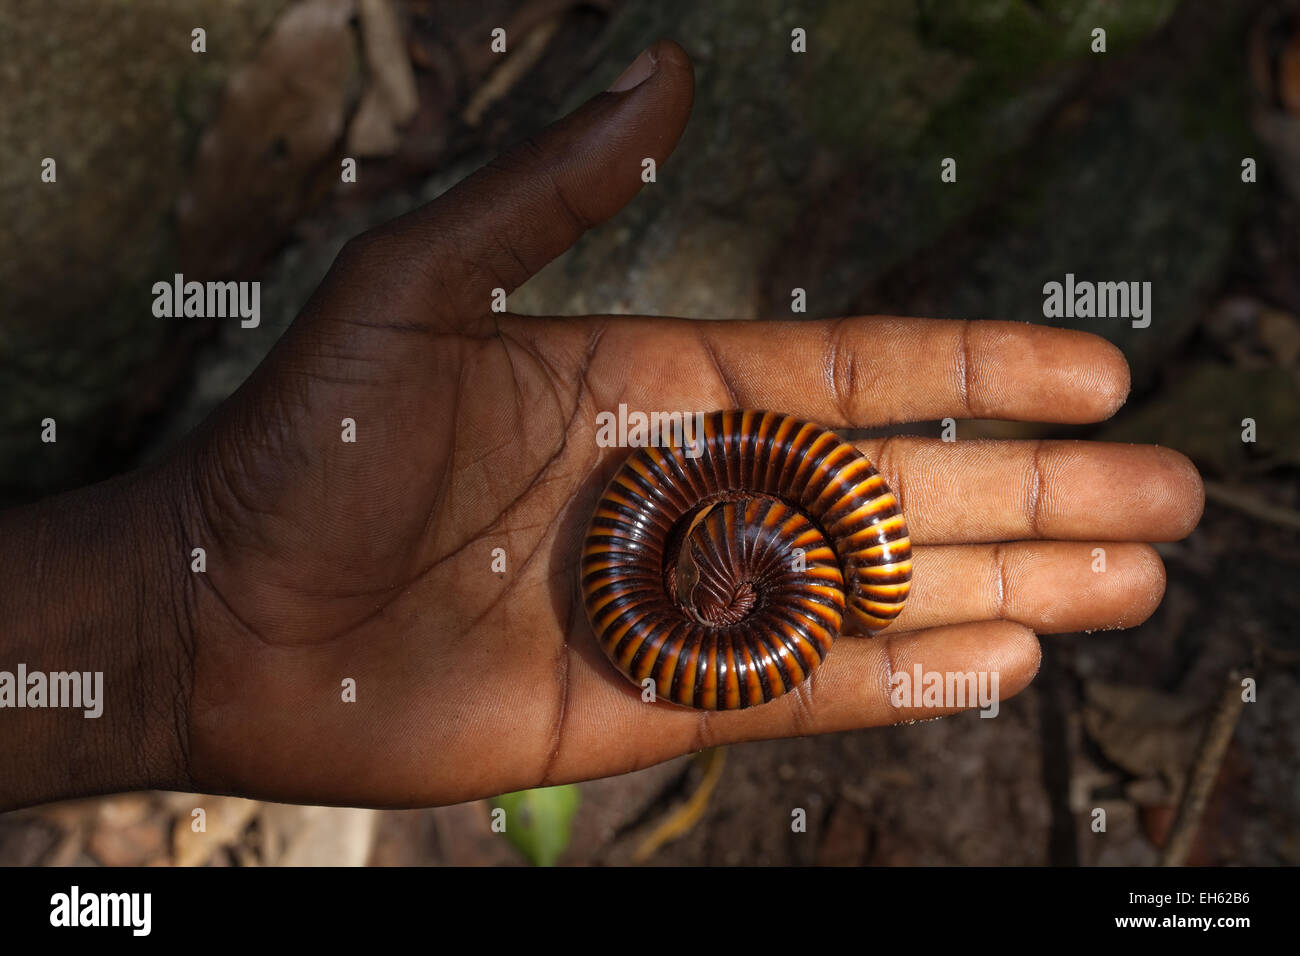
[{"left": 580, "top": 409, "right": 911, "bottom": 710}]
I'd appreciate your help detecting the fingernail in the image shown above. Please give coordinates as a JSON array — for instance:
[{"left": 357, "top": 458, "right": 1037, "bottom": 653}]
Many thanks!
[{"left": 607, "top": 47, "right": 657, "bottom": 92}]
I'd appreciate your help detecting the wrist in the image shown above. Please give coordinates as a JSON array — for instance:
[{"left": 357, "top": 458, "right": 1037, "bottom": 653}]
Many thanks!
[{"left": 0, "top": 462, "right": 196, "bottom": 810}]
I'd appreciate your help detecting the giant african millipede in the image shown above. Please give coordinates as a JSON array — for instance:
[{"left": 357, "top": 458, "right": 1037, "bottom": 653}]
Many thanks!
[{"left": 581, "top": 409, "right": 912, "bottom": 710}]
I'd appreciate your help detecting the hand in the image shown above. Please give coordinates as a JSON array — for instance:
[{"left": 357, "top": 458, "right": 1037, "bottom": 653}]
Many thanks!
[{"left": 0, "top": 41, "right": 1203, "bottom": 810}]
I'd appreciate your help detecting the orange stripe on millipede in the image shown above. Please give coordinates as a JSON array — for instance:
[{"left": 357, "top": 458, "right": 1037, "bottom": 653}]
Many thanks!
[{"left": 582, "top": 410, "right": 911, "bottom": 710}]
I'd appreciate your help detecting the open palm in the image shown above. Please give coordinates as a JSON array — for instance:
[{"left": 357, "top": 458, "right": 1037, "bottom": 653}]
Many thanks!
[{"left": 171, "top": 42, "right": 1202, "bottom": 807}]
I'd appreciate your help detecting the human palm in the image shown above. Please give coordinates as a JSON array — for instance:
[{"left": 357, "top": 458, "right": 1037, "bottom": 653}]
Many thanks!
[{"left": 169, "top": 42, "right": 1201, "bottom": 807}]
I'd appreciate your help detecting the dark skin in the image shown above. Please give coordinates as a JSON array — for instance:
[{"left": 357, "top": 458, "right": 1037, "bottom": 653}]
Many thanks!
[{"left": 0, "top": 42, "right": 1203, "bottom": 812}]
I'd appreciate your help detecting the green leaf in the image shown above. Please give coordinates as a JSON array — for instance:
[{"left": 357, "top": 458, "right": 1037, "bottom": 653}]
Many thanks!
[{"left": 491, "top": 786, "right": 580, "bottom": 867}]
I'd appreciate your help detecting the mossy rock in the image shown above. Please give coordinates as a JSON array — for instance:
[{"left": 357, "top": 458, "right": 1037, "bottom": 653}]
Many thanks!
[{"left": 0, "top": 0, "right": 289, "bottom": 499}]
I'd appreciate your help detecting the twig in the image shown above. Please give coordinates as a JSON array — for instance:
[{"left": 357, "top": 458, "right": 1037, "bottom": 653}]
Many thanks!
[
  {"left": 1204, "top": 480, "right": 1300, "bottom": 532},
  {"left": 634, "top": 748, "right": 726, "bottom": 863},
  {"left": 1159, "top": 670, "right": 1249, "bottom": 866},
  {"left": 463, "top": 18, "right": 561, "bottom": 127}
]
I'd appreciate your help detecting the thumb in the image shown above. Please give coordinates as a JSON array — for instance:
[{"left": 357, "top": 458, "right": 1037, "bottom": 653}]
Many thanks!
[{"left": 337, "top": 39, "right": 695, "bottom": 327}]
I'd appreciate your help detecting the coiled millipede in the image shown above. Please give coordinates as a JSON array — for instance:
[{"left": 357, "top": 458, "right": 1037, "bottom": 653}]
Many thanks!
[{"left": 581, "top": 409, "right": 911, "bottom": 710}]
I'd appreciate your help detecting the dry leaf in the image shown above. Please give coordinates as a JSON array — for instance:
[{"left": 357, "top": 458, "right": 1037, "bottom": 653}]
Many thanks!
[
  {"left": 1082, "top": 681, "right": 1205, "bottom": 791},
  {"left": 347, "top": 0, "right": 419, "bottom": 156},
  {"left": 88, "top": 817, "right": 168, "bottom": 867},
  {"left": 260, "top": 804, "right": 378, "bottom": 866},
  {"left": 1280, "top": 29, "right": 1300, "bottom": 114},
  {"left": 179, "top": 0, "right": 360, "bottom": 275},
  {"left": 95, "top": 793, "right": 155, "bottom": 829},
  {"left": 1258, "top": 307, "right": 1300, "bottom": 366},
  {"left": 171, "top": 795, "right": 261, "bottom": 867}
]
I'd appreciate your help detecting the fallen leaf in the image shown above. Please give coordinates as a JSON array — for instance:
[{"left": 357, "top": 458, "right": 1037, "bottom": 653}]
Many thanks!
[
  {"left": 88, "top": 817, "right": 168, "bottom": 867},
  {"left": 1082, "top": 681, "right": 1205, "bottom": 791},
  {"left": 94, "top": 793, "right": 155, "bottom": 829},
  {"left": 171, "top": 795, "right": 261, "bottom": 867},
  {"left": 1258, "top": 307, "right": 1300, "bottom": 366},
  {"left": 347, "top": 0, "right": 420, "bottom": 156},
  {"left": 816, "top": 799, "right": 870, "bottom": 866},
  {"left": 260, "top": 804, "right": 378, "bottom": 866},
  {"left": 179, "top": 0, "right": 360, "bottom": 275},
  {"left": 1280, "top": 27, "right": 1300, "bottom": 114}
]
